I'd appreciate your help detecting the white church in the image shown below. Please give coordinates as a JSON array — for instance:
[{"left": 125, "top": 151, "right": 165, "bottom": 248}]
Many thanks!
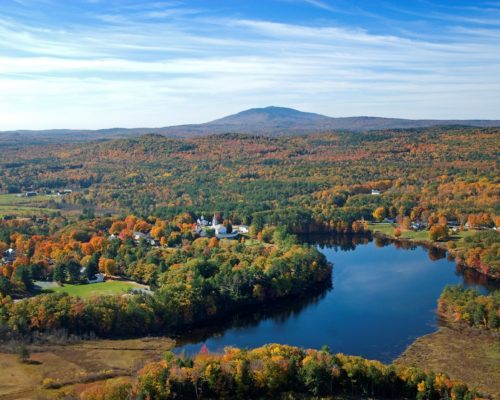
[{"left": 195, "top": 214, "right": 243, "bottom": 239}]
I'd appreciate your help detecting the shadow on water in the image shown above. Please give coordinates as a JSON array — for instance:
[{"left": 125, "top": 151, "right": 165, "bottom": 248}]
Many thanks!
[
  {"left": 174, "top": 280, "right": 332, "bottom": 351},
  {"left": 174, "top": 233, "right": 498, "bottom": 359}
]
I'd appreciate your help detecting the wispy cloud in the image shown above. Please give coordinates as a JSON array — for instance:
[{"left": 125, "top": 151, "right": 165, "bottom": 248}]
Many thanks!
[
  {"left": 0, "top": 0, "right": 499, "bottom": 129},
  {"left": 301, "top": 0, "right": 336, "bottom": 12}
]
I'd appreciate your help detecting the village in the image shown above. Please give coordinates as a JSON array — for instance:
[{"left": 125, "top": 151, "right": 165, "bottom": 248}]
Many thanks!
[{"left": 0, "top": 214, "right": 249, "bottom": 295}]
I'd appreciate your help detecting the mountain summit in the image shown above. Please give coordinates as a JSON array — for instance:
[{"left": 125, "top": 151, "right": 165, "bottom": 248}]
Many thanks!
[
  {"left": 161, "top": 106, "right": 500, "bottom": 136},
  {"left": 212, "top": 106, "right": 331, "bottom": 124},
  {"left": 1, "top": 107, "right": 499, "bottom": 139}
]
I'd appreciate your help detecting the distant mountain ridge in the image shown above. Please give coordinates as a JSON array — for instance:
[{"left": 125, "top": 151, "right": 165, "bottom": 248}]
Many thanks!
[{"left": 2, "top": 106, "right": 500, "bottom": 140}]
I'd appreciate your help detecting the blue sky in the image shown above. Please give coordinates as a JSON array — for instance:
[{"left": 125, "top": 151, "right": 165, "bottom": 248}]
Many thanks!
[{"left": 1, "top": 0, "right": 499, "bottom": 129}]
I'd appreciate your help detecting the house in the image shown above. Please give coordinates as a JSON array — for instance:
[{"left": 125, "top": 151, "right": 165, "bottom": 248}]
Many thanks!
[
  {"left": 215, "top": 225, "right": 227, "bottom": 235},
  {"left": 237, "top": 225, "right": 249, "bottom": 234},
  {"left": 133, "top": 232, "right": 155, "bottom": 246},
  {"left": 25, "top": 191, "right": 37, "bottom": 197},
  {"left": 212, "top": 214, "right": 220, "bottom": 226},
  {"left": 214, "top": 224, "right": 239, "bottom": 239},
  {"left": 3, "top": 248, "right": 16, "bottom": 262},
  {"left": 88, "top": 273, "right": 105, "bottom": 284},
  {"left": 371, "top": 189, "right": 381, "bottom": 196},
  {"left": 196, "top": 215, "right": 209, "bottom": 226},
  {"left": 57, "top": 189, "right": 73, "bottom": 196},
  {"left": 134, "top": 232, "right": 147, "bottom": 241},
  {"left": 195, "top": 214, "right": 242, "bottom": 239},
  {"left": 410, "top": 221, "right": 426, "bottom": 231}
]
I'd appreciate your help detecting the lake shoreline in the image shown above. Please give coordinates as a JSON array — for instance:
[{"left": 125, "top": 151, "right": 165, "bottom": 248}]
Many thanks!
[{"left": 371, "top": 230, "right": 500, "bottom": 281}]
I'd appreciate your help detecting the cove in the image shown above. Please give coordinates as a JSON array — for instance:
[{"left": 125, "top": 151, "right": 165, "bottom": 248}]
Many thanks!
[{"left": 175, "top": 235, "right": 498, "bottom": 363}]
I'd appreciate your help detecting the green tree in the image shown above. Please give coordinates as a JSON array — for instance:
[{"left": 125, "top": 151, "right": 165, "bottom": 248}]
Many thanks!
[{"left": 53, "top": 263, "right": 66, "bottom": 283}]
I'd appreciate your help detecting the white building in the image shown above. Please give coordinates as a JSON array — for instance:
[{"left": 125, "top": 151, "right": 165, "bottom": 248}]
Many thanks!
[
  {"left": 198, "top": 215, "right": 209, "bottom": 226},
  {"left": 3, "top": 248, "right": 16, "bottom": 262},
  {"left": 88, "top": 273, "right": 105, "bottom": 284}
]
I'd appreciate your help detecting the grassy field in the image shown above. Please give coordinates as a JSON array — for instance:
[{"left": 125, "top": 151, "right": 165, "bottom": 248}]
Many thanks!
[
  {"left": 0, "top": 337, "right": 174, "bottom": 399},
  {"left": 397, "top": 327, "right": 500, "bottom": 398},
  {"left": 0, "top": 193, "right": 55, "bottom": 206},
  {"left": 369, "top": 222, "right": 430, "bottom": 240},
  {"left": 0, "top": 193, "right": 60, "bottom": 217},
  {"left": 48, "top": 281, "right": 143, "bottom": 298},
  {"left": 368, "top": 222, "right": 478, "bottom": 243}
]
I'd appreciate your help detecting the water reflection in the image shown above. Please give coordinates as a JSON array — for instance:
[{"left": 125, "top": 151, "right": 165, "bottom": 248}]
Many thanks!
[
  {"left": 175, "top": 281, "right": 332, "bottom": 348},
  {"left": 175, "top": 234, "right": 498, "bottom": 362}
]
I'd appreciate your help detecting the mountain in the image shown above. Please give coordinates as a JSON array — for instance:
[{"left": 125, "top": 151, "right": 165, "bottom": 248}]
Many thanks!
[
  {"left": 1, "top": 106, "right": 499, "bottom": 141},
  {"left": 160, "top": 106, "right": 500, "bottom": 135}
]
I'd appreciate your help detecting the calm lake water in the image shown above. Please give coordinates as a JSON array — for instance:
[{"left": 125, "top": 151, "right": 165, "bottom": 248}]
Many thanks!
[{"left": 176, "top": 236, "right": 498, "bottom": 362}]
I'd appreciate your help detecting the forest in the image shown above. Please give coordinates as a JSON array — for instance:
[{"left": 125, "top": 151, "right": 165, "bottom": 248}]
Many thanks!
[
  {"left": 0, "top": 126, "right": 498, "bottom": 399},
  {"left": 1, "top": 126, "right": 498, "bottom": 277},
  {"left": 0, "top": 213, "right": 331, "bottom": 338},
  {"left": 0, "top": 127, "right": 498, "bottom": 227},
  {"left": 438, "top": 285, "right": 500, "bottom": 330},
  {"left": 76, "top": 343, "right": 482, "bottom": 400}
]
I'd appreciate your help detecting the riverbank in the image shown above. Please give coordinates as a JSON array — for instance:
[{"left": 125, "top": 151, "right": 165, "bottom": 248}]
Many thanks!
[
  {"left": 1, "top": 327, "right": 495, "bottom": 400},
  {"left": 396, "top": 326, "right": 500, "bottom": 399},
  {"left": 369, "top": 223, "right": 500, "bottom": 280}
]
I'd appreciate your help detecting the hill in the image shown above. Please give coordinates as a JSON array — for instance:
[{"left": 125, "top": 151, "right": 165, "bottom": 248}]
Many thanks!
[
  {"left": 1, "top": 106, "right": 499, "bottom": 142},
  {"left": 161, "top": 106, "right": 500, "bottom": 136}
]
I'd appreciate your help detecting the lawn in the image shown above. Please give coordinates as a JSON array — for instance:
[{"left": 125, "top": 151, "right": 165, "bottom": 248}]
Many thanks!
[
  {"left": 367, "top": 222, "right": 398, "bottom": 236},
  {"left": 368, "top": 222, "right": 479, "bottom": 243},
  {"left": 48, "top": 281, "right": 141, "bottom": 298}
]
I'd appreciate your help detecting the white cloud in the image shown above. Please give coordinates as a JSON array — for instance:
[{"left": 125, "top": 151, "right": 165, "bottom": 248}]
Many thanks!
[{"left": 0, "top": 3, "right": 499, "bottom": 129}]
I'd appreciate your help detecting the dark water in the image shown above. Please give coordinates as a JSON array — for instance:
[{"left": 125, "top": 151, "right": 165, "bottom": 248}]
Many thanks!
[{"left": 176, "top": 235, "right": 498, "bottom": 363}]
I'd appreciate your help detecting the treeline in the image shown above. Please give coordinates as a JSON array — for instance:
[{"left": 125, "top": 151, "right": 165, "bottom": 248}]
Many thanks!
[
  {"left": 77, "top": 344, "right": 484, "bottom": 400},
  {"left": 455, "top": 231, "right": 500, "bottom": 278},
  {"left": 438, "top": 285, "right": 500, "bottom": 330},
  {"left": 0, "top": 237, "right": 331, "bottom": 337}
]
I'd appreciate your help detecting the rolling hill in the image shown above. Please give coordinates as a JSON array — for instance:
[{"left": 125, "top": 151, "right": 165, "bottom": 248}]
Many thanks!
[{"left": 1, "top": 106, "right": 499, "bottom": 142}]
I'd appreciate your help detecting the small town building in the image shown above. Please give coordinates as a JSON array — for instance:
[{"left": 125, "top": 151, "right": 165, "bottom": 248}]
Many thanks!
[{"left": 88, "top": 273, "right": 105, "bottom": 284}]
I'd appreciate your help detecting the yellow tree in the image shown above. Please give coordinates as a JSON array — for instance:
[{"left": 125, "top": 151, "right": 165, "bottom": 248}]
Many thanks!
[{"left": 372, "top": 207, "right": 386, "bottom": 222}]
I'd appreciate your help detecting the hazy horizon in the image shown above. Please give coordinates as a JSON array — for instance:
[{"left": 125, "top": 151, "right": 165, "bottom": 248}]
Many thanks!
[{"left": 2, "top": 105, "right": 500, "bottom": 132}]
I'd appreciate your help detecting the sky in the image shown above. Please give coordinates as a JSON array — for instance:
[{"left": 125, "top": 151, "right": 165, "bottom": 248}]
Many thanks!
[{"left": 0, "top": 0, "right": 499, "bottom": 130}]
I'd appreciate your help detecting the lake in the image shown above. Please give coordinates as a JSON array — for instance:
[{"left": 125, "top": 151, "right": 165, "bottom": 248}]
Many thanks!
[{"left": 176, "top": 235, "right": 498, "bottom": 362}]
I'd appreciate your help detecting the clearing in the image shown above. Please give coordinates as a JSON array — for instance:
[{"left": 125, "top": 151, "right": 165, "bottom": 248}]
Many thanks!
[
  {"left": 0, "top": 337, "right": 174, "bottom": 400},
  {"left": 396, "top": 327, "right": 500, "bottom": 399},
  {"left": 42, "top": 280, "right": 148, "bottom": 298}
]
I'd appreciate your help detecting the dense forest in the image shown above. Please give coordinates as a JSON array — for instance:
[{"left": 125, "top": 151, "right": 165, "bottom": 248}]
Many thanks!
[
  {"left": 1, "top": 127, "right": 498, "bottom": 227},
  {"left": 75, "top": 343, "right": 483, "bottom": 400},
  {"left": 0, "top": 214, "right": 331, "bottom": 337},
  {"left": 1, "top": 127, "right": 498, "bottom": 277}
]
